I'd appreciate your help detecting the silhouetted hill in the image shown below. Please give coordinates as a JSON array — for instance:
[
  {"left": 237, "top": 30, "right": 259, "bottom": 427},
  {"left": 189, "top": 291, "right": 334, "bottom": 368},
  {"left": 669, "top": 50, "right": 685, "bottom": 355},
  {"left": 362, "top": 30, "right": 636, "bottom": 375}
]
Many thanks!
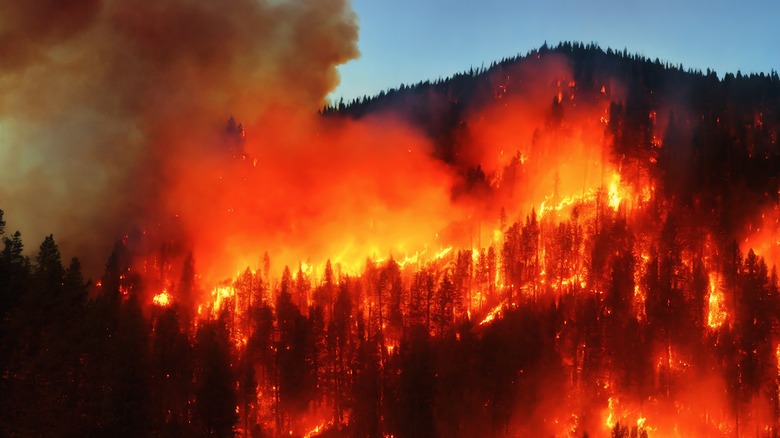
[
  {"left": 327, "top": 42, "right": 778, "bottom": 160},
  {"left": 325, "top": 41, "right": 780, "bottom": 238}
]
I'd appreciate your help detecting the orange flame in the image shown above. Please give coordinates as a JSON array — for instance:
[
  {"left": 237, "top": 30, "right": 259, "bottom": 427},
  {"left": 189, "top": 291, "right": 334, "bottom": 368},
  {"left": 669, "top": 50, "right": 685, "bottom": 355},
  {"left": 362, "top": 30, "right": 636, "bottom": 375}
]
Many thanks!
[
  {"left": 152, "top": 290, "right": 172, "bottom": 307},
  {"left": 706, "top": 273, "right": 727, "bottom": 330}
]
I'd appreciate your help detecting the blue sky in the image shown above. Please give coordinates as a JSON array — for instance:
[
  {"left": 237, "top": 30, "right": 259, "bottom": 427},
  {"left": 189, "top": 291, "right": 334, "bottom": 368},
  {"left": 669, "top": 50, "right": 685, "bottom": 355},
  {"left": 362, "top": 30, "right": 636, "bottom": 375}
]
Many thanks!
[{"left": 330, "top": 0, "right": 779, "bottom": 103}]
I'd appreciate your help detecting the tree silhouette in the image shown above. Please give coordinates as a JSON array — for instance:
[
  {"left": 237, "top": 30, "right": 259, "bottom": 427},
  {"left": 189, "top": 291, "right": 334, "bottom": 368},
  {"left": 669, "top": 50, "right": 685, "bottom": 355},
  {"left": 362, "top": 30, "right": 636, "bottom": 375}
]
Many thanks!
[
  {"left": 195, "top": 313, "right": 237, "bottom": 437},
  {"left": 151, "top": 306, "right": 195, "bottom": 436}
]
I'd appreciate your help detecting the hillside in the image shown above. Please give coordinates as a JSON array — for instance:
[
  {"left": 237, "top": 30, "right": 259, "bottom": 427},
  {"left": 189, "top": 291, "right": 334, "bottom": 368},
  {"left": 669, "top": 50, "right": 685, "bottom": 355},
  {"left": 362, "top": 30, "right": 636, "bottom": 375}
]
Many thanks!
[
  {"left": 2, "top": 43, "right": 780, "bottom": 437},
  {"left": 326, "top": 41, "right": 780, "bottom": 248}
]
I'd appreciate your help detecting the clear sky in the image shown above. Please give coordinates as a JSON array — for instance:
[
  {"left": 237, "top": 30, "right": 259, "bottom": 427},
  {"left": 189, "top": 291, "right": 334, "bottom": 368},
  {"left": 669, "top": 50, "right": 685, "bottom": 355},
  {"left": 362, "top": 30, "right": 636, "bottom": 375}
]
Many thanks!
[{"left": 330, "top": 0, "right": 779, "bottom": 103}]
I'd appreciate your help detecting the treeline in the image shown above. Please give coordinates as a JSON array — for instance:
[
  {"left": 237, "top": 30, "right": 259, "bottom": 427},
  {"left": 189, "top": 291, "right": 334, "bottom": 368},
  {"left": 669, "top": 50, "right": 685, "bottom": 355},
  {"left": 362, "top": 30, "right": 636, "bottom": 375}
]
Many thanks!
[
  {"left": 324, "top": 41, "right": 780, "bottom": 117},
  {"left": 327, "top": 40, "right": 780, "bottom": 246},
  {"left": 2, "top": 194, "right": 780, "bottom": 436},
  {"left": 324, "top": 41, "right": 780, "bottom": 183},
  {"left": 0, "top": 209, "right": 228, "bottom": 436}
]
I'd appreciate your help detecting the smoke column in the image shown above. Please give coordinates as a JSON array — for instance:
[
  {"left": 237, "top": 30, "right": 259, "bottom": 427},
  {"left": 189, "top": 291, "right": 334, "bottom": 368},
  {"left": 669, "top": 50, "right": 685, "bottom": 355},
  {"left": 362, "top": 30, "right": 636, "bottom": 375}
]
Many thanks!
[
  {"left": 0, "top": 0, "right": 361, "bottom": 274},
  {"left": 0, "top": 1, "right": 622, "bottom": 286}
]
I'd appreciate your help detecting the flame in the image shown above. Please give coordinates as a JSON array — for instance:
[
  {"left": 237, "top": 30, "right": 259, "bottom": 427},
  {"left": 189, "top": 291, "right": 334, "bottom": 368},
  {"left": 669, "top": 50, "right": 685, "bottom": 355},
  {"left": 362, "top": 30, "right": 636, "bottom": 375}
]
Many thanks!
[
  {"left": 479, "top": 300, "right": 508, "bottom": 326},
  {"left": 152, "top": 290, "right": 172, "bottom": 307},
  {"left": 605, "top": 396, "right": 617, "bottom": 430},
  {"left": 603, "top": 396, "right": 655, "bottom": 436},
  {"left": 741, "top": 204, "right": 780, "bottom": 269},
  {"left": 210, "top": 285, "right": 236, "bottom": 316},
  {"left": 537, "top": 167, "right": 628, "bottom": 220},
  {"left": 607, "top": 172, "right": 622, "bottom": 211},
  {"left": 776, "top": 344, "right": 780, "bottom": 378},
  {"left": 303, "top": 421, "right": 332, "bottom": 438},
  {"left": 435, "top": 246, "right": 453, "bottom": 260},
  {"left": 706, "top": 273, "right": 727, "bottom": 329},
  {"left": 633, "top": 283, "right": 647, "bottom": 322}
]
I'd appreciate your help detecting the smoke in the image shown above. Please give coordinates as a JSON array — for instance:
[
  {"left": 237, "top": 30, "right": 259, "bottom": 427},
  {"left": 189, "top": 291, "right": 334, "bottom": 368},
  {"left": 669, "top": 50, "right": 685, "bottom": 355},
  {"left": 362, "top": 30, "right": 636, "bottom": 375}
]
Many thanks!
[
  {"left": 0, "top": 0, "right": 360, "bottom": 275},
  {"left": 456, "top": 53, "right": 616, "bottom": 222},
  {"left": 0, "top": 6, "right": 619, "bottom": 286},
  {"left": 167, "top": 113, "right": 462, "bottom": 281},
  {"left": 0, "top": 0, "right": 102, "bottom": 70}
]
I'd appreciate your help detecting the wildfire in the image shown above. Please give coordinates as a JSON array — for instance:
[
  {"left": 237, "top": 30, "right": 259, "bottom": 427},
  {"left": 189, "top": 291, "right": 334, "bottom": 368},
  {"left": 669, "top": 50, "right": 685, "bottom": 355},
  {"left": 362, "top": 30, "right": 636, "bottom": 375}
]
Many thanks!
[
  {"left": 605, "top": 396, "right": 618, "bottom": 430},
  {"left": 152, "top": 290, "right": 172, "bottom": 307},
  {"left": 741, "top": 204, "right": 780, "bottom": 270},
  {"left": 539, "top": 190, "right": 594, "bottom": 218},
  {"left": 33, "top": 44, "right": 777, "bottom": 438},
  {"left": 604, "top": 396, "right": 654, "bottom": 436},
  {"left": 536, "top": 168, "right": 627, "bottom": 220},
  {"left": 633, "top": 283, "right": 647, "bottom": 322},
  {"left": 211, "top": 284, "right": 236, "bottom": 316},
  {"left": 5, "top": 20, "right": 780, "bottom": 437},
  {"left": 607, "top": 172, "right": 622, "bottom": 211},
  {"left": 479, "top": 300, "right": 508, "bottom": 326},
  {"left": 303, "top": 421, "right": 331, "bottom": 438},
  {"left": 435, "top": 246, "right": 453, "bottom": 259},
  {"left": 776, "top": 344, "right": 780, "bottom": 378},
  {"left": 706, "top": 273, "right": 727, "bottom": 329}
]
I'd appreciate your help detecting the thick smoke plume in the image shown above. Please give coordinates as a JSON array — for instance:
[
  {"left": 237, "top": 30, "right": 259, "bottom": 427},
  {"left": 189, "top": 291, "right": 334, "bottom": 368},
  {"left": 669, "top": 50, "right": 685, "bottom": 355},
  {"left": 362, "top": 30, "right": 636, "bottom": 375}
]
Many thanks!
[
  {"left": 2, "top": 1, "right": 605, "bottom": 284},
  {"left": 0, "top": 0, "right": 360, "bottom": 275}
]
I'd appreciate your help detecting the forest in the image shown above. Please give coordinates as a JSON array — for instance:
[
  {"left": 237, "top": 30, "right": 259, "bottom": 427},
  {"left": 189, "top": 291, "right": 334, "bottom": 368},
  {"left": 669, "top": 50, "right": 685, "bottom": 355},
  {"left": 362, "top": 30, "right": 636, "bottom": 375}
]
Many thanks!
[{"left": 2, "top": 43, "right": 780, "bottom": 437}]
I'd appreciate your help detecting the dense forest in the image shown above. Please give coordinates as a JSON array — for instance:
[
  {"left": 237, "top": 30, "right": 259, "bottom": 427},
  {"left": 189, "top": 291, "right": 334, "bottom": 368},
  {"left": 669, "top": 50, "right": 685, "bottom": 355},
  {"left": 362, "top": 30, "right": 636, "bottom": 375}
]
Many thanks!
[{"left": 2, "top": 43, "right": 780, "bottom": 437}]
